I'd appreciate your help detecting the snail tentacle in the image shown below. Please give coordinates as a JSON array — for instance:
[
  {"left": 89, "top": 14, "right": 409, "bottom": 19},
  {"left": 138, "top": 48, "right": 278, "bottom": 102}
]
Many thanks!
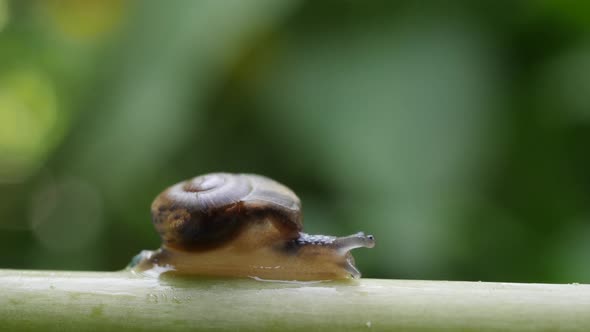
[{"left": 344, "top": 256, "right": 362, "bottom": 279}]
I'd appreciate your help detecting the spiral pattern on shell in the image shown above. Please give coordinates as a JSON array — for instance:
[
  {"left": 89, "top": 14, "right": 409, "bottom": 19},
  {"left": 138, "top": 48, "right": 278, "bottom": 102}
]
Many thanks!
[{"left": 151, "top": 173, "right": 302, "bottom": 251}]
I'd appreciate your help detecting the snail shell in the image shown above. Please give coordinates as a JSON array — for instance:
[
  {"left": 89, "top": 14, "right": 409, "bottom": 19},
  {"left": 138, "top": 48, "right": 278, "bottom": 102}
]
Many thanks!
[{"left": 134, "top": 173, "right": 375, "bottom": 280}]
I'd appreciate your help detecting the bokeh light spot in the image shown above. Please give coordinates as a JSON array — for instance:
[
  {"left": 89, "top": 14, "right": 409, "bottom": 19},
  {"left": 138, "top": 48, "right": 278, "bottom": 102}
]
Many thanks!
[
  {"left": 0, "top": 69, "right": 59, "bottom": 182},
  {"left": 40, "top": 0, "right": 126, "bottom": 41},
  {"left": 30, "top": 176, "right": 103, "bottom": 253}
]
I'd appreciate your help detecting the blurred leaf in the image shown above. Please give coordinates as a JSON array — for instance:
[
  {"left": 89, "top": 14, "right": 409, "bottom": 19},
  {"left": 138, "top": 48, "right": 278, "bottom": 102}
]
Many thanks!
[{"left": 0, "top": 0, "right": 8, "bottom": 32}]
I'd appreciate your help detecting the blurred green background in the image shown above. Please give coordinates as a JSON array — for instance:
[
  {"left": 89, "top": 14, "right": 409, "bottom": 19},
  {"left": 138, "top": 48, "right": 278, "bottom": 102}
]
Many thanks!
[{"left": 1, "top": 0, "right": 590, "bottom": 283}]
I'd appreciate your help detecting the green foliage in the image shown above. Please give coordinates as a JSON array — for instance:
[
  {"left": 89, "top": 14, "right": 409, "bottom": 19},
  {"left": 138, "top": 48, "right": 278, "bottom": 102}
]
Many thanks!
[{"left": 1, "top": 0, "right": 590, "bottom": 283}]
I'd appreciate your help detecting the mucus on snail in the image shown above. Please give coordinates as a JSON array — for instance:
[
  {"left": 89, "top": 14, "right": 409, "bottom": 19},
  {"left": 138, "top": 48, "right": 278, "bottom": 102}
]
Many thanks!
[{"left": 133, "top": 173, "right": 375, "bottom": 280}]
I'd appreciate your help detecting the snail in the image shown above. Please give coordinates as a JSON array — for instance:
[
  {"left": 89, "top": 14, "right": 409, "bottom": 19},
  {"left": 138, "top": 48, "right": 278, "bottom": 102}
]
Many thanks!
[{"left": 132, "top": 173, "right": 375, "bottom": 280}]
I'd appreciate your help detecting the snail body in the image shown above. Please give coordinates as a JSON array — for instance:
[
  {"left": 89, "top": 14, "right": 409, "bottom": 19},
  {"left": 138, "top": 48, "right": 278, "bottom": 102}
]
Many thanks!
[{"left": 134, "top": 173, "right": 374, "bottom": 280}]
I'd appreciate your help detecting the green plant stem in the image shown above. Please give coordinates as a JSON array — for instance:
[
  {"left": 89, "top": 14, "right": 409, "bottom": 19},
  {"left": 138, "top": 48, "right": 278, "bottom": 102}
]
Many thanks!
[{"left": 0, "top": 269, "right": 589, "bottom": 331}]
